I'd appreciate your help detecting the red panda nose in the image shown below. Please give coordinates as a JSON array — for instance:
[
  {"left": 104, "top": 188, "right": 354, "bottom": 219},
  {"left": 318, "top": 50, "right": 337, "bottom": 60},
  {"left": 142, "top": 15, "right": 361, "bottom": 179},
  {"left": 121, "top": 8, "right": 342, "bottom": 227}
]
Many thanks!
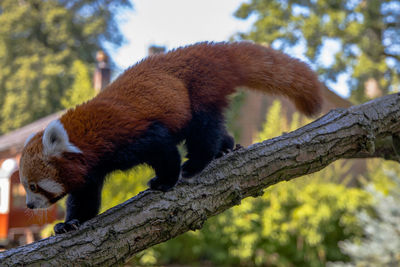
[{"left": 27, "top": 203, "right": 35, "bottom": 209}]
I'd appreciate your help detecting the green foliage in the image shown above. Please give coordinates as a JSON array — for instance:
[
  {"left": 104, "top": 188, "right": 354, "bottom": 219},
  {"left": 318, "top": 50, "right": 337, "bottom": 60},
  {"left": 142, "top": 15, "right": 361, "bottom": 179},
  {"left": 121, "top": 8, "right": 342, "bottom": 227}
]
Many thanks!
[
  {"left": 253, "top": 100, "right": 310, "bottom": 142},
  {"left": 225, "top": 90, "right": 246, "bottom": 141},
  {"left": 255, "top": 100, "right": 288, "bottom": 141},
  {"left": 128, "top": 101, "right": 371, "bottom": 266},
  {"left": 61, "top": 60, "right": 96, "bottom": 108},
  {"left": 234, "top": 0, "right": 400, "bottom": 103},
  {"left": 101, "top": 166, "right": 154, "bottom": 213},
  {"left": 364, "top": 159, "right": 400, "bottom": 195},
  {"left": 132, "top": 181, "right": 370, "bottom": 267},
  {"left": 329, "top": 162, "right": 400, "bottom": 267},
  {"left": 0, "top": 0, "right": 131, "bottom": 133}
]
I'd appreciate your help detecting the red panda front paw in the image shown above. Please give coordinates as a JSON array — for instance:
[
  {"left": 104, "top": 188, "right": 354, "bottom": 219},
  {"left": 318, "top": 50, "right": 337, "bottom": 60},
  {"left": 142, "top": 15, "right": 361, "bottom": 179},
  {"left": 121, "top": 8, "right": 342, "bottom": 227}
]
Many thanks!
[
  {"left": 54, "top": 219, "right": 81, "bottom": 234},
  {"left": 181, "top": 160, "right": 207, "bottom": 178},
  {"left": 148, "top": 176, "right": 175, "bottom": 192}
]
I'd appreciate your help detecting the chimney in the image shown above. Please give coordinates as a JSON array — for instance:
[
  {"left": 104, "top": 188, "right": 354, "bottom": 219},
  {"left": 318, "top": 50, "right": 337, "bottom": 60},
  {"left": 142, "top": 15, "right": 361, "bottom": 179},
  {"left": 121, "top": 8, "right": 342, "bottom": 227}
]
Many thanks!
[
  {"left": 94, "top": 50, "right": 111, "bottom": 93},
  {"left": 364, "top": 77, "right": 382, "bottom": 99},
  {"left": 148, "top": 45, "right": 166, "bottom": 56}
]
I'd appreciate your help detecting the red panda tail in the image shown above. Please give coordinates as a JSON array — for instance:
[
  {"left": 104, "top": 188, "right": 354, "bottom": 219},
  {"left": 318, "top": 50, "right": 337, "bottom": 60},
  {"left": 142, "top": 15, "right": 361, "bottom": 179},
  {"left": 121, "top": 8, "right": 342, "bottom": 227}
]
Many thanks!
[
  {"left": 143, "top": 42, "right": 323, "bottom": 116},
  {"left": 230, "top": 42, "right": 323, "bottom": 116}
]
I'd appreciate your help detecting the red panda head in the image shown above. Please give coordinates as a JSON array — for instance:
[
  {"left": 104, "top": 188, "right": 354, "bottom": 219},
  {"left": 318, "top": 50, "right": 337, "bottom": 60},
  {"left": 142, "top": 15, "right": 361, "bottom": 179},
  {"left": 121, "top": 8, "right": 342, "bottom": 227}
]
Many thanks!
[{"left": 19, "top": 120, "right": 85, "bottom": 209}]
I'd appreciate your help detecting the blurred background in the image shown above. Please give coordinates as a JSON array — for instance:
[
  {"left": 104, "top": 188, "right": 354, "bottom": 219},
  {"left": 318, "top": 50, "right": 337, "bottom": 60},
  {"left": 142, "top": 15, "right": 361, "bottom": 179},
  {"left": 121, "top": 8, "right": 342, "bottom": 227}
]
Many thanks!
[{"left": 0, "top": 0, "right": 399, "bottom": 266}]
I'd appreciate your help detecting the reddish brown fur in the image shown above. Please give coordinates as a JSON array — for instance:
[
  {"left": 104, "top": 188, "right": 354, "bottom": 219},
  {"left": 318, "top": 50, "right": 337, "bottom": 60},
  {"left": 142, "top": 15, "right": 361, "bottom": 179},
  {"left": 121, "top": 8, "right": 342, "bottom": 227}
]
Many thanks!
[
  {"left": 21, "top": 134, "right": 58, "bottom": 184},
  {"left": 138, "top": 42, "right": 322, "bottom": 114},
  {"left": 22, "top": 42, "right": 322, "bottom": 189},
  {"left": 64, "top": 42, "right": 322, "bottom": 150}
]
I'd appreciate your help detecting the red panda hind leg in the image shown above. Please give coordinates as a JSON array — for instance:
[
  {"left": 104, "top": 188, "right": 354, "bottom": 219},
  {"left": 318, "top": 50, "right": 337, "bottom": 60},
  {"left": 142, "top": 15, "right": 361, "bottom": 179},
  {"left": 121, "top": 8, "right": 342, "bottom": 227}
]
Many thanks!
[
  {"left": 140, "top": 123, "right": 182, "bottom": 191},
  {"left": 181, "top": 110, "right": 232, "bottom": 178},
  {"left": 216, "top": 129, "right": 235, "bottom": 158},
  {"left": 146, "top": 137, "right": 181, "bottom": 192}
]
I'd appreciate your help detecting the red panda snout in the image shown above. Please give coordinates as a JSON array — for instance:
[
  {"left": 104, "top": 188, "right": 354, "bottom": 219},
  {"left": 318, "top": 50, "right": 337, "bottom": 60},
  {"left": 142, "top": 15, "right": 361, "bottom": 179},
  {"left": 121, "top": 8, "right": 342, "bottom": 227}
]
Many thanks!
[
  {"left": 20, "top": 170, "right": 67, "bottom": 209},
  {"left": 25, "top": 187, "right": 53, "bottom": 209},
  {"left": 21, "top": 176, "right": 68, "bottom": 210}
]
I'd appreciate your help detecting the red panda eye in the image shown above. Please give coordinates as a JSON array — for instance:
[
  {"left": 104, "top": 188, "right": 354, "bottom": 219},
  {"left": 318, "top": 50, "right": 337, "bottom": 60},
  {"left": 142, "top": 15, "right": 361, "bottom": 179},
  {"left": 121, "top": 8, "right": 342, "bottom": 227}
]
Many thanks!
[{"left": 29, "top": 184, "right": 37, "bottom": 192}]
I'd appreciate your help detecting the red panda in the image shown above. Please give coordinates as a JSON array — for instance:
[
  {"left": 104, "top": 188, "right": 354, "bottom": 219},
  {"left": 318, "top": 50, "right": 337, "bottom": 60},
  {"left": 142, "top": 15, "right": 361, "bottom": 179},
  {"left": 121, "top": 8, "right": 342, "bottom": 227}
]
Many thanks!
[{"left": 19, "top": 42, "right": 322, "bottom": 233}]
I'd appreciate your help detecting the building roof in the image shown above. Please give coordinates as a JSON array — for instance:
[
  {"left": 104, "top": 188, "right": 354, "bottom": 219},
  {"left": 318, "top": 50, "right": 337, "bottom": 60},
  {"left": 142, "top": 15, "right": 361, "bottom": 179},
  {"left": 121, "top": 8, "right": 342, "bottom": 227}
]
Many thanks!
[{"left": 0, "top": 112, "right": 62, "bottom": 155}]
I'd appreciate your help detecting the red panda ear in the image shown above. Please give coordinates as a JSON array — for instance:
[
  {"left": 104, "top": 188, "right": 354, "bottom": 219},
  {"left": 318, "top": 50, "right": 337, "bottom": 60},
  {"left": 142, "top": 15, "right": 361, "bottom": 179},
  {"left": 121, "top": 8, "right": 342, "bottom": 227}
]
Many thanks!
[
  {"left": 42, "top": 120, "right": 82, "bottom": 157},
  {"left": 24, "top": 133, "right": 36, "bottom": 147}
]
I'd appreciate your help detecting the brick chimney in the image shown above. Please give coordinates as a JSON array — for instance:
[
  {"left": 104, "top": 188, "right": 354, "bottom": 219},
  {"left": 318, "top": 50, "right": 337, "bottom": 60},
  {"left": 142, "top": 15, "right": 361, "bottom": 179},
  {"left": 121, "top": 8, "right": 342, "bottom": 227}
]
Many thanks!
[
  {"left": 148, "top": 45, "right": 166, "bottom": 56},
  {"left": 94, "top": 50, "right": 111, "bottom": 92}
]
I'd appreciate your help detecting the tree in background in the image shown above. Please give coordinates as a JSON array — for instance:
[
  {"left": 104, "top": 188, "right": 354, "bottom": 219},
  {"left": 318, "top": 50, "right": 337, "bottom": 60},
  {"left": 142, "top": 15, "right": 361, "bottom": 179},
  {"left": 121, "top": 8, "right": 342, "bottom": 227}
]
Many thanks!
[
  {"left": 61, "top": 59, "right": 96, "bottom": 109},
  {"left": 0, "top": 0, "right": 131, "bottom": 133},
  {"left": 234, "top": 0, "right": 400, "bottom": 103}
]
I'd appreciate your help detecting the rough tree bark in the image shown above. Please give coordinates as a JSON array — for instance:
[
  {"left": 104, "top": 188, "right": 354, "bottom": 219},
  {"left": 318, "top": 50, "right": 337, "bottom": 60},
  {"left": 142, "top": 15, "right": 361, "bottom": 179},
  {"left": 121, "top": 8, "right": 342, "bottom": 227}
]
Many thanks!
[{"left": 1, "top": 93, "right": 399, "bottom": 266}]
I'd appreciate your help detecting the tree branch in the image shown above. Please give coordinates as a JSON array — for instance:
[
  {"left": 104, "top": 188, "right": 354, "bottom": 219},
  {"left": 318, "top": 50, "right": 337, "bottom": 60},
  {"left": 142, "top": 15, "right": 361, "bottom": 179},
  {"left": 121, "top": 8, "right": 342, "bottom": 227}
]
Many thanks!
[
  {"left": 383, "top": 51, "right": 400, "bottom": 61},
  {"left": 1, "top": 93, "right": 399, "bottom": 266}
]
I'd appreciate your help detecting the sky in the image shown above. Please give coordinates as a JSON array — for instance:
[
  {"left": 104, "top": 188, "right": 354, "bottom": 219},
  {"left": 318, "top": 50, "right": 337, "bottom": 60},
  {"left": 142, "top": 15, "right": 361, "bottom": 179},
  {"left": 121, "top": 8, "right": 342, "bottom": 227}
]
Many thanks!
[
  {"left": 111, "top": 0, "right": 349, "bottom": 97},
  {"left": 112, "top": 0, "right": 254, "bottom": 69}
]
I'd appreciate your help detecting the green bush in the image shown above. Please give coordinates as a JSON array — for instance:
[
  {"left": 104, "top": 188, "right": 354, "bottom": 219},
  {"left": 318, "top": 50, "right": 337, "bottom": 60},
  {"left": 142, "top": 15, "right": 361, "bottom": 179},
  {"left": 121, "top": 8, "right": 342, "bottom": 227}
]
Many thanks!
[
  {"left": 128, "top": 101, "right": 372, "bottom": 266},
  {"left": 329, "top": 161, "right": 400, "bottom": 267},
  {"left": 101, "top": 166, "right": 153, "bottom": 213},
  {"left": 133, "top": 179, "right": 370, "bottom": 267}
]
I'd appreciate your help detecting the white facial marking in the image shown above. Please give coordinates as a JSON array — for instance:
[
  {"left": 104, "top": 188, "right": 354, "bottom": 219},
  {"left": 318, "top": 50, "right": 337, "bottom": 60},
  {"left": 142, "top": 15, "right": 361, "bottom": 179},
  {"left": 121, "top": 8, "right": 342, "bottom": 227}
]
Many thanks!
[
  {"left": 26, "top": 189, "right": 51, "bottom": 209},
  {"left": 43, "top": 120, "right": 82, "bottom": 156},
  {"left": 24, "top": 133, "right": 36, "bottom": 147},
  {"left": 19, "top": 174, "right": 27, "bottom": 187},
  {"left": 38, "top": 179, "right": 64, "bottom": 195}
]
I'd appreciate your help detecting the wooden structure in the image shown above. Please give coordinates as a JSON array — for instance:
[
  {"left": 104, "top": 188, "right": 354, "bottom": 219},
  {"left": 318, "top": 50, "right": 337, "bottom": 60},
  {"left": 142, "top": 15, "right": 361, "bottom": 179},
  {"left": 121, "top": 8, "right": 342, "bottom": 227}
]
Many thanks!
[
  {"left": 0, "top": 50, "right": 112, "bottom": 247},
  {"left": 0, "top": 50, "right": 111, "bottom": 247},
  {"left": 93, "top": 50, "right": 111, "bottom": 93}
]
